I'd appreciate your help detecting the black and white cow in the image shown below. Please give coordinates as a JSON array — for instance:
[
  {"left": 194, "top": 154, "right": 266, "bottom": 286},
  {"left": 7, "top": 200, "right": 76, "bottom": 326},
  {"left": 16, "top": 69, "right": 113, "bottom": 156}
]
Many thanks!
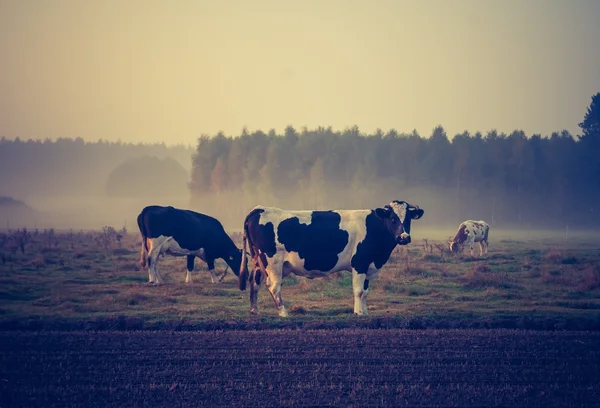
[
  {"left": 449, "top": 220, "right": 490, "bottom": 257},
  {"left": 238, "top": 201, "right": 424, "bottom": 317},
  {"left": 137, "top": 205, "right": 242, "bottom": 284}
]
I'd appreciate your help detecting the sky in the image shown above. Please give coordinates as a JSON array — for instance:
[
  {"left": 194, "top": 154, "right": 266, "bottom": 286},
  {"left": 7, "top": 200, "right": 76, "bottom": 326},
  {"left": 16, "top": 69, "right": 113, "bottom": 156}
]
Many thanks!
[{"left": 1, "top": 0, "right": 599, "bottom": 145}]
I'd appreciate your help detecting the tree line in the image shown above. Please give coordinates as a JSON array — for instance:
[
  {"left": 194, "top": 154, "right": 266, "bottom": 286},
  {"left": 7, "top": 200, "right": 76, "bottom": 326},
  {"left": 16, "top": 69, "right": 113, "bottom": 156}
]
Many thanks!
[
  {"left": 0, "top": 137, "right": 194, "bottom": 199},
  {"left": 190, "top": 93, "right": 600, "bottom": 230}
]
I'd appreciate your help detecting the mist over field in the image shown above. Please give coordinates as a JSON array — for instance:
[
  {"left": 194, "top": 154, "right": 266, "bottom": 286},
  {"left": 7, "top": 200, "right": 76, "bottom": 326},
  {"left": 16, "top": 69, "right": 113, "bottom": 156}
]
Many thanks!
[{"left": 1, "top": 96, "right": 600, "bottom": 240}]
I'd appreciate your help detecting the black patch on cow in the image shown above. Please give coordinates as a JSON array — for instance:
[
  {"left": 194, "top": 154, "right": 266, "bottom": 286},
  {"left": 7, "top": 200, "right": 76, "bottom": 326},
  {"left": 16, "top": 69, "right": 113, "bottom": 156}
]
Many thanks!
[
  {"left": 364, "top": 279, "right": 369, "bottom": 290},
  {"left": 186, "top": 255, "right": 194, "bottom": 272},
  {"left": 244, "top": 208, "right": 277, "bottom": 269},
  {"left": 351, "top": 211, "right": 397, "bottom": 274},
  {"left": 255, "top": 270, "right": 262, "bottom": 285},
  {"left": 453, "top": 224, "right": 468, "bottom": 245},
  {"left": 277, "top": 211, "right": 349, "bottom": 272},
  {"left": 451, "top": 224, "right": 469, "bottom": 252},
  {"left": 137, "top": 205, "right": 242, "bottom": 275}
]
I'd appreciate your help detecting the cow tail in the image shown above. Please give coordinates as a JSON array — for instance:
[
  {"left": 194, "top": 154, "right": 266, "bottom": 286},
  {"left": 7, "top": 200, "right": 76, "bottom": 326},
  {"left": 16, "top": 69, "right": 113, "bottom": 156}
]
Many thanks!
[
  {"left": 484, "top": 224, "right": 490, "bottom": 245},
  {"left": 239, "top": 227, "right": 249, "bottom": 291},
  {"left": 137, "top": 212, "right": 149, "bottom": 268}
]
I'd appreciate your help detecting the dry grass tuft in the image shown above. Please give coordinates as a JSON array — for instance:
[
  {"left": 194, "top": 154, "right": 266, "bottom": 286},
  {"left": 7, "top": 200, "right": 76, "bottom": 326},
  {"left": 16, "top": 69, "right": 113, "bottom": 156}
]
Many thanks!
[
  {"left": 473, "top": 263, "right": 491, "bottom": 274},
  {"left": 111, "top": 292, "right": 150, "bottom": 306},
  {"left": 539, "top": 268, "right": 576, "bottom": 287},
  {"left": 580, "top": 264, "right": 600, "bottom": 291},
  {"left": 27, "top": 255, "right": 47, "bottom": 269},
  {"left": 460, "top": 263, "right": 508, "bottom": 289},
  {"left": 543, "top": 250, "right": 563, "bottom": 264},
  {"left": 527, "top": 267, "right": 541, "bottom": 278},
  {"left": 521, "top": 258, "right": 534, "bottom": 271},
  {"left": 289, "top": 305, "right": 307, "bottom": 315}
]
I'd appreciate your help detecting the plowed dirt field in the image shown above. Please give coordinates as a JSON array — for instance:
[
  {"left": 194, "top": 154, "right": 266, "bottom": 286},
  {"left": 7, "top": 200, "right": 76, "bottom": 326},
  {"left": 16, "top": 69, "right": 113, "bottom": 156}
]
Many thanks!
[{"left": 1, "top": 329, "right": 599, "bottom": 407}]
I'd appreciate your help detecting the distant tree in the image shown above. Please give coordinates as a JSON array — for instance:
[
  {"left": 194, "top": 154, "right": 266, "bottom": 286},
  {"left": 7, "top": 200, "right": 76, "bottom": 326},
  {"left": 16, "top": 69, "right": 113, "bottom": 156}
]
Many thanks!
[
  {"left": 210, "top": 157, "right": 227, "bottom": 194},
  {"left": 422, "top": 126, "right": 451, "bottom": 186},
  {"left": 0, "top": 137, "right": 194, "bottom": 199},
  {"left": 579, "top": 92, "right": 600, "bottom": 141},
  {"left": 308, "top": 157, "right": 326, "bottom": 209},
  {"left": 578, "top": 93, "right": 600, "bottom": 200},
  {"left": 284, "top": 125, "right": 298, "bottom": 141},
  {"left": 106, "top": 156, "right": 188, "bottom": 198}
]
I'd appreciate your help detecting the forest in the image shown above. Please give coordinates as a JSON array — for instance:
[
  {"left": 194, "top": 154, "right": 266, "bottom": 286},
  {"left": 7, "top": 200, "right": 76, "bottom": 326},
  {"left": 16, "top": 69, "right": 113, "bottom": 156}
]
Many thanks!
[
  {"left": 1, "top": 93, "right": 599, "bottom": 231},
  {"left": 189, "top": 93, "right": 600, "bottom": 230}
]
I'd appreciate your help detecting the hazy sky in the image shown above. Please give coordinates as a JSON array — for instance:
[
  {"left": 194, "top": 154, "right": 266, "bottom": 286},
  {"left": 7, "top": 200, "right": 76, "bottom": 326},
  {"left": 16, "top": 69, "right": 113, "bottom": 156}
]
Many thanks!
[{"left": 1, "top": 0, "right": 599, "bottom": 145}]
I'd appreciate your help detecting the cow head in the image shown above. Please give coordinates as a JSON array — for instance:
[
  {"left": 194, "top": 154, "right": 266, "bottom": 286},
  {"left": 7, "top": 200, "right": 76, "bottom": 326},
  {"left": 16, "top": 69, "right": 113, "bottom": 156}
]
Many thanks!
[
  {"left": 375, "top": 206, "right": 404, "bottom": 243},
  {"left": 225, "top": 248, "right": 243, "bottom": 277},
  {"left": 448, "top": 239, "right": 460, "bottom": 253},
  {"left": 387, "top": 200, "right": 424, "bottom": 245}
]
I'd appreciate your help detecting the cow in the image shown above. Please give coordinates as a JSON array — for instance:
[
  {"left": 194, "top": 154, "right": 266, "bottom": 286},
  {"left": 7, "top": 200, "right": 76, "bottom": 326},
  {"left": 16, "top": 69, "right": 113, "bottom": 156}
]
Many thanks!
[
  {"left": 448, "top": 220, "right": 490, "bottom": 257},
  {"left": 238, "top": 200, "right": 424, "bottom": 317},
  {"left": 137, "top": 205, "right": 242, "bottom": 285}
]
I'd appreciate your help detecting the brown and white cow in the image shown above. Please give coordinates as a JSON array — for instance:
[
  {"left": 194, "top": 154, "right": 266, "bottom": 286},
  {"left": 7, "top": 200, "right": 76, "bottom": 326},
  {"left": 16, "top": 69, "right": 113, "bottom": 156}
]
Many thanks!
[
  {"left": 238, "top": 201, "right": 424, "bottom": 317},
  {"left": 449, "top": 220, "right": 490, "bottom": 257}
]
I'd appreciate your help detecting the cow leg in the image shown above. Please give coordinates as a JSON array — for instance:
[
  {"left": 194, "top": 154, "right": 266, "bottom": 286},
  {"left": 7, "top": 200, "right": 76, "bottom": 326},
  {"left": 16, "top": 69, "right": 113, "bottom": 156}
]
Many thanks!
[
  {"left": 478, "top": 242, "right": 484, "bottom": 257},
  {"left": 262, "top": 260, "right": 287, "bottom": 317},
  {"left": 146, "top": 256, "right": 155, "bottom": 284},
  {"left": 249, "top": 266, "right": 262, "bottom": 314},
  {"left": 185, "top": 255, "right": 194, "bottom": 284},
  {"left": 206, "top": 259, "right": 220, "bottom": 284},
  {"left": 145, "top": 239, "right": 159, "bottom": 284},
  {"left": 143, "top": 239, "right": 153, "bottom": 284},
  {"left": 266, "top": 275, "right": 287, "bottom": 317},
  {"left": 148, "top": 246, "right": 164, "bottom": 285},
  {"left": 352, "top": 269, "right": 369, "bottom": 316}
]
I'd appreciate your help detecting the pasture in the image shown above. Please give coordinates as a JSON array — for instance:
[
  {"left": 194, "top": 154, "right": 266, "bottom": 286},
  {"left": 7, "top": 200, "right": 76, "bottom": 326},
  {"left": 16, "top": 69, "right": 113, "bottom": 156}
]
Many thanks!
[
  {"left": 1, "top": 227, "right": 600, "bottom": 407},
  {"left": 1, "top": 227, "right": 599, "bottom": 330}
]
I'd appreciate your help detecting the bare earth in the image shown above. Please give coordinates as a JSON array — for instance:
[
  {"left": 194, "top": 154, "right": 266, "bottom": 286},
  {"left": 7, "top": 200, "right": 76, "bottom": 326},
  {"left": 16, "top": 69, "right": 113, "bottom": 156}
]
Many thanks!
[{"left": 1, "top": 329, "right": 599, "bottom": 408}]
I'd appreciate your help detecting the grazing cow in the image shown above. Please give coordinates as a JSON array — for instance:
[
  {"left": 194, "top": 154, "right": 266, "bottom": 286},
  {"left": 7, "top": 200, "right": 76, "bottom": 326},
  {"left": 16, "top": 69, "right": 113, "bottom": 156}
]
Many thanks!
[
  {"left": 239, "top": 201, "right": 424, "bottom": 317},
  {"left": 137, "top": 205, "right": 242, "bottom": 284},
  {"left": 449, "top": 220, "right": 490, "bottom": 257}
]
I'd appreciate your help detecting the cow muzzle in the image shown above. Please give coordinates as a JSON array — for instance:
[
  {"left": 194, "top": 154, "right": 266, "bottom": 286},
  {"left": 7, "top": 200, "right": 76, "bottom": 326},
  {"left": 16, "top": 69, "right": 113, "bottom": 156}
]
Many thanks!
[{"left": 396, "top": 234, "right": 411, "bottom": 246}]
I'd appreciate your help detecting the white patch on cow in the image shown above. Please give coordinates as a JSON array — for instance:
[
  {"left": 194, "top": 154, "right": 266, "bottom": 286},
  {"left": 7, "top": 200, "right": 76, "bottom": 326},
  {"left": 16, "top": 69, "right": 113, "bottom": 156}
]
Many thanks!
[
  {"left": 389, "top": 201, "right": 407, "bottom": 223},
  {"left": 449, "top": 220, "right": 490, "bottom": 257},
  {"left": 146, "top": 235, "right": 218, "bottom": 284}
]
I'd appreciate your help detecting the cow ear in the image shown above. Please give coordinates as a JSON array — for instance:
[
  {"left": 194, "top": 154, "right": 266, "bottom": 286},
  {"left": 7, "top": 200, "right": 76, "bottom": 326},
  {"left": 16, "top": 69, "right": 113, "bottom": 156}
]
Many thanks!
[
  {"left": 411, "top": 208, "right": 424, "bottom": 219},
  {"left": 375, "top": 207, "right": 392, "bottom": 219}
]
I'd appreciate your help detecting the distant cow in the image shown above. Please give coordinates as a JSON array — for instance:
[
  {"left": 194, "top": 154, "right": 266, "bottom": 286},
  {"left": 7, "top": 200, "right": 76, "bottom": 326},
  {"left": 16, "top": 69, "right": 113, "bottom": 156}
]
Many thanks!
[
  {"left": 239, "top": 201, "right": 424, "bottom": 317},
  {"left": 449, "top": 220, "right": 490, "bottom": 257},
  {"left": 137, "top": 205, "right": 242, "bottom": 284}
]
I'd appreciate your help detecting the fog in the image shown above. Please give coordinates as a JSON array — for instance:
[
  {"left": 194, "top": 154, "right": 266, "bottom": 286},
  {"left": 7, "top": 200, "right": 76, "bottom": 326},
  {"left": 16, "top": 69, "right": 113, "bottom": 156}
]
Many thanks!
[
  {"left": 2, "top": 122, "right": 600, "bottom": 242},
  {"left": 2, "top": 185, "right": 596, "bottom": 244}
]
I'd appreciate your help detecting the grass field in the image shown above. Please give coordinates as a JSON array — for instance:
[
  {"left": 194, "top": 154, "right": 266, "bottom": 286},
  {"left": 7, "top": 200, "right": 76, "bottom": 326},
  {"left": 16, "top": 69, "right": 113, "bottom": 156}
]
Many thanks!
[{"left": 1, "top": 227, "right": 600, "bottom": 331}]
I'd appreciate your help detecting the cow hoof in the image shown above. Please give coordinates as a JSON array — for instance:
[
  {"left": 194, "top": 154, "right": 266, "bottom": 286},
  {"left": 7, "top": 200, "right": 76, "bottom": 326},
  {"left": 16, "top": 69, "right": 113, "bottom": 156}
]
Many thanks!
[
  {"left": 278, "top": 309, "right": 289, "bottom": 318},
  {"left": 250, "top": 309, "right": 259, "bottom": 315}
]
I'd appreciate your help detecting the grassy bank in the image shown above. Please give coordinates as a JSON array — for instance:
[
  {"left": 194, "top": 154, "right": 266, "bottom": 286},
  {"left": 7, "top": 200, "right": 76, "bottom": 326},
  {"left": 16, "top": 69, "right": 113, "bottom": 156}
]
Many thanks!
[{"left": 1, "top": 228, "right": 599, "bottom": 331}]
